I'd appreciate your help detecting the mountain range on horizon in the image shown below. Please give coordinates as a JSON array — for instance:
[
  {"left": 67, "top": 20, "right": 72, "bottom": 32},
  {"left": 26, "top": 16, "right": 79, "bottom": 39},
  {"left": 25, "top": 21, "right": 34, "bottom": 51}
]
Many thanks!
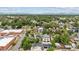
[{"left": 0, "top": 7, "right": 79, "bottom": 15}]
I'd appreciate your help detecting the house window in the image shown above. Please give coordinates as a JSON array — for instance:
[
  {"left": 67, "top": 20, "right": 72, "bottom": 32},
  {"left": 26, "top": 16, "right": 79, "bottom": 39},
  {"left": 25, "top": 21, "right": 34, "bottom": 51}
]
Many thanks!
[{"left": 47, "top": 41, "right": 49, "bottom": 42}]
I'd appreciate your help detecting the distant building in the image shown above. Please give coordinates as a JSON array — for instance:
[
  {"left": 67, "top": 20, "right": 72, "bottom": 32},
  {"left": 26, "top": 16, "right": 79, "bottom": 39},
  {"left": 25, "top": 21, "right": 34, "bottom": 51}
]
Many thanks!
[
  {"left": 0, "top": 29, "right": 23, "bottom": 34},
  {"left": 0, "top": 29, "right": 24, "bottom": 37},
  {"left": 37, "top": 26, "right": 43, "bottom": 33},
  {"left": 59, "top": 22, "right": 64, "bottom": 28},
  {"left": 70, "top": 27, "right": 79, "bottom": 32}
]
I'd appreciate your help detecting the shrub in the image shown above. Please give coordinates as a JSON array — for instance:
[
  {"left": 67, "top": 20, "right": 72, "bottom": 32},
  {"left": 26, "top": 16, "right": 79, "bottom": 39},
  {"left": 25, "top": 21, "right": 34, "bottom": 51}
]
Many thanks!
[
  {"left": 30, "top": 39, "right": 35, "bottom": 43},
  {"left": 47, "top": 47, "right": 55, "bottom": 51},
  {"left": 34, "top": 38, "right": 39, "bottom": 43}
]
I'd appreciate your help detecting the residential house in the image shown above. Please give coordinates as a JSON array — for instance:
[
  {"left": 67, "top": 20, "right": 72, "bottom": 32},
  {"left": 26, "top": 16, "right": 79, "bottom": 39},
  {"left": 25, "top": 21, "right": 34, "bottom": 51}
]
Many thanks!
[
  {"left": 37, "top": 26, "right": 43, "bottom": 33},
  {"left": 41, "top": 34, "right": 51, "bottom": 48}
]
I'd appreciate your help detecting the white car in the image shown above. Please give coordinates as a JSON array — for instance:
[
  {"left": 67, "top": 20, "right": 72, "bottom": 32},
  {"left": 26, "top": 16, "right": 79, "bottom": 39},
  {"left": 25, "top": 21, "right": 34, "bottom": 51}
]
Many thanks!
[
  {"left": 55, "top": 43, "right": 61, "bottom": 48},
  {"left": 64, "top": 45, "right": 72, "bottom": 49}
]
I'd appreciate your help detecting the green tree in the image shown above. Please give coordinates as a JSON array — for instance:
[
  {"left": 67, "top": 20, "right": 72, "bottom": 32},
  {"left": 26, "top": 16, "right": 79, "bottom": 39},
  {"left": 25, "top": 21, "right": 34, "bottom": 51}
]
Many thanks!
[
  {"left": 53, "top": 29, "right": 70, "bottom": 45},
  {"left": 21, "top": 37, "right": 32, "bottom": 50},
  {"left": 51, "top": 39, "right": 56, "bottom": 48}
]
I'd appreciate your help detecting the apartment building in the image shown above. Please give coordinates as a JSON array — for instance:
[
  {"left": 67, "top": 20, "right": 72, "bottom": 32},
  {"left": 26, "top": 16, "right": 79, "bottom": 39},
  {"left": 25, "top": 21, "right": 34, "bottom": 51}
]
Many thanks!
[{"left": 0, "top": 29, "right": 24, "bottom": 50}]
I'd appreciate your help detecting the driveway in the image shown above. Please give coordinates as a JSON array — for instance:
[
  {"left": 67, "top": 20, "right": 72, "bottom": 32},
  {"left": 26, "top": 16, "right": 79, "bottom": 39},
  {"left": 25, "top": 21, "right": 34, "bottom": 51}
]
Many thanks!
[
  {"left": 9, "top": 33, "right": 26, "bottom": 51},
  {"left": 31, "top": 43, "right": 44, "bottom": 51}
]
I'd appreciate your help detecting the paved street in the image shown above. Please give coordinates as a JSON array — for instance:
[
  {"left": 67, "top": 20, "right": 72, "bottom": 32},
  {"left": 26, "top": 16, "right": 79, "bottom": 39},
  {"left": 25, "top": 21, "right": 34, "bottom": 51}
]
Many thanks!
[
  {"left": 31, "top": 43, "right": 45, "bottom": 51},
  {"left": 9, "top": 33, "right": 26, "bottom": 51}
]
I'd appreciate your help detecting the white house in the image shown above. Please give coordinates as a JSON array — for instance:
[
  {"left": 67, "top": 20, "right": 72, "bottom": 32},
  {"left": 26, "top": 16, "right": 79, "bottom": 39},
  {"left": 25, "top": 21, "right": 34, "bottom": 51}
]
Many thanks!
[
  {"left": 37, "top": 26, "right": 43, "bottom": 33},
  {"left": 42, "top": 34, "right": 50, "bottom": 42},
  {"left": 41, "top": 34, "right": 51, "bottom": 48},
  {"left": 71, "top": 43, "right": 76, "bottom": 49}
]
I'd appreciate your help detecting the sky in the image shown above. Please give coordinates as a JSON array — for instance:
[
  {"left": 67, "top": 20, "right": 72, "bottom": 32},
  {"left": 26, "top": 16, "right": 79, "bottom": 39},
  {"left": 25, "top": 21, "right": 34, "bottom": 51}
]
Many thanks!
[{"left": 0, "top": 7, "right": 79, "bottom": 15}]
